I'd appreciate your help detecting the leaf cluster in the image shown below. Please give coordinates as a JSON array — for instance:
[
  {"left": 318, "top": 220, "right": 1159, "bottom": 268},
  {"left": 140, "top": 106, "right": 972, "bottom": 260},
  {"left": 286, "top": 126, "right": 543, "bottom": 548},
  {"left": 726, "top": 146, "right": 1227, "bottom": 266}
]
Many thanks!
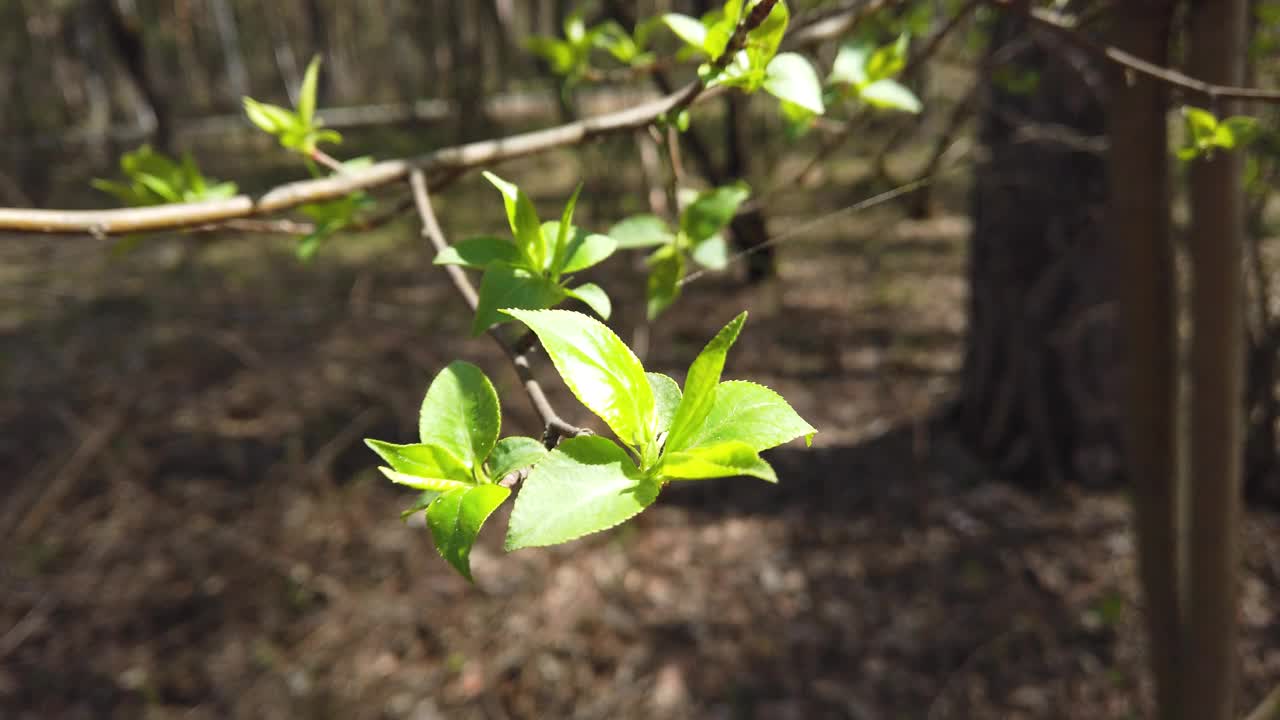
[
  {"left": 664, "top": 1, "right": 826, "bottom": 120},
  {"left": 242, "top": 56, "right": 342, "bottom": 156},
  {"left": 525, "top": 11, "right": 661, "bottom": 85},
  {"left": 436, "top": 173, "right": 618, "bottom": 334},
  {"left": 92, "top": 145, "right": 237, "bottom": 207},
  {"left": 367, "top": 311, "right": 815, "bottom": 579},
  {"left": 608, "top": 182, "right": 751, "bottom": 319},
  {"left": 1178, "top": 106, "right": 1259, "bottom": 162}
]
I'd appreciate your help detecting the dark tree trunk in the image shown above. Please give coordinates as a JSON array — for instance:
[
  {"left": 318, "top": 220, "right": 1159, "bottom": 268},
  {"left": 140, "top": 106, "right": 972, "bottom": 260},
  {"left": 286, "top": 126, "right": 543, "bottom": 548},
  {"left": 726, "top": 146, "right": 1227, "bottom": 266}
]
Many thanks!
[
  {"left": 953, "top": 14, "right": 1119, "bottom": 488},
  {"left": 102, "top": 0, "right": 171, "bottom": 150}
]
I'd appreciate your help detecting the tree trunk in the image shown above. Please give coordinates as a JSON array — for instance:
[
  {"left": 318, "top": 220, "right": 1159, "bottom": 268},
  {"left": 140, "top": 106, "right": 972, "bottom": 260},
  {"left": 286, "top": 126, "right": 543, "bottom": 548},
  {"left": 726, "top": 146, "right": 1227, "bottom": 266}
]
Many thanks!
[{"left": 954, "top": 14, "right": 1117, "bottom": 489}]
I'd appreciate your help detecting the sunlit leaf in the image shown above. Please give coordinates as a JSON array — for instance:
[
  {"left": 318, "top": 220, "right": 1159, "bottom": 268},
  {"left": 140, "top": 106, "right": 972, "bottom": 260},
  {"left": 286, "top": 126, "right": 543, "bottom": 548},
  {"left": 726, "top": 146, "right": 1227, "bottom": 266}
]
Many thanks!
[
  {"left": 502, "top": 309, "right": 655, "bottom": 447},
  {"left": 664, "top": 312, "right": 747, "bottom": 454},
  {"left": 763, "top": 52, "right": 825, "bottom": 115},
  {"left": 427, "top": 484, "right": 510, "bottom": 581},
  {"left": 417, "top": 361, "right": 502, "bottom": 474},
  {"left": 505, "top": 436, "right": 658, "bottom": 550},
  {"left": 660, "top": 440, "right": 777, "bottom": 483}
]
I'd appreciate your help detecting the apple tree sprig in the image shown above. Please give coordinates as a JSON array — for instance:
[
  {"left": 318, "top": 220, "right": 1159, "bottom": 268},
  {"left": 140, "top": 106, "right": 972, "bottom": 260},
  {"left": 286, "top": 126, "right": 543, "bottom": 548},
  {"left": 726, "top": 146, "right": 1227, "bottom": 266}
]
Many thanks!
[{"left": 365, "top": 309, "right": 815, "bottom": 579}]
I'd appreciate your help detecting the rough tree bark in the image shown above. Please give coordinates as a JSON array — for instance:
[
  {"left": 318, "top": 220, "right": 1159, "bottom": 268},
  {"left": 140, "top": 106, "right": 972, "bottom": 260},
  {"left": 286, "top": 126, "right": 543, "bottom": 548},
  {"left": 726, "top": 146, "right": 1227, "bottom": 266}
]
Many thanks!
[{"left": 954, "top": 12, "right": 1118, "bottom": 489}]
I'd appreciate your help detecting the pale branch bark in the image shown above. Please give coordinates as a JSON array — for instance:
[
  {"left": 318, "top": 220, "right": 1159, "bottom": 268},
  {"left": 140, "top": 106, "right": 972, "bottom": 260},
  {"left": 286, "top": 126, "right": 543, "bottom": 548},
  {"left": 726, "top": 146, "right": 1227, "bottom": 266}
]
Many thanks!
[
  {"left": 0, "top": 0, "right": 793, "bottom": 237},
  {"left": 407, "top": 170, "right": 586, "bottom": 449}
]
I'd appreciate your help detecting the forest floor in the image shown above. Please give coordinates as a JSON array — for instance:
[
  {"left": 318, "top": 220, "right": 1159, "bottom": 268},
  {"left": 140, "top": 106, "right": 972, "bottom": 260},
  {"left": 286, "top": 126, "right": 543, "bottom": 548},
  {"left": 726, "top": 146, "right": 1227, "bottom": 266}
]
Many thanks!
[{"left": 2, "top": 136, "right": 1279, "bottom": 720}]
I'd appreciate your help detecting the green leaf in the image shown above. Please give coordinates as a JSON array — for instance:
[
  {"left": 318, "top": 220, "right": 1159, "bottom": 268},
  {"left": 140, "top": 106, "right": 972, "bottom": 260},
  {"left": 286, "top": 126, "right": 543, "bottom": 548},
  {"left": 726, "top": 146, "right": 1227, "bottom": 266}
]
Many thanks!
[
  {"left": 526, "top": 36, "right": 576, "bottom": 75},
  {"left": 1183, "top": 106, "right": 1219, "bottom": 142},
  {"left": 1220, "top": 116, "right": 1259, "bottom": 147},
  {"left": 744, "top": 0, "right": 789, "bottom": 71},
  {"left": 663, "top": 13, "right": 708, "bottom": 52},
  {"left": 434, "top": 236, "right": 521, "bottom": 269},
  {"left": 664, "top": 312, "right": 747, "bottom": 454},
  {"left": 482, "top": 171, "right": 545, "bottom": 268},
  {"left": 542, "top": 221, "right": 618, "bottom": 274},
  {"left": 205, "top": 181, "right": 239, "bottom": 199},
  {"left": 298, "top": 55, "right": 321, "bottom": 125},
  {"left": 567, "top": 282, "right": 612, "bottom": 320},
  {"left": 866, "top": 34, "right": 909, "bottom": 83},
  {"left": 646, "top": 244, "right": 684, "bottom": 320},
  {"left": 682, "top": 182, "right": 750, "bottom": 243},
  {"left": 505, "top": 436, "right": 658, "bottom": 550},
  {"left": 609, "top": 214, "right": 674, "bottom": 249},
  {"left": 417, "top": 361, "right": 502, "bottom": 473},
  {"left": 502, "top": 309, "right": 655, "bottom": 448},
  {"left": 647, "top": 373, "right": 682, "bottom": 438},
  {"left": 690, "top": 234, "right": 730, "bottom": 270},
  {"left": 400, "top": 490, "right": 440, "bottom": 520},
  {"left": 365, "top": 439, "right": 472, "bottom": 483},
  {"left": 549, "top": 183, "right": 583, "bottom": 273},
  {"left": 427, "top": 484, "right": 511, "bottom": 581},
  {"left": 830, "top": 42, "right": 870, "bottom": 86},
  {"left": 135, "top": 174, "right": 181, "bottom": 203},
  {"left": 243, "top": 97, "right": 296, "bottom": 135},
  {"left": 311, "top": 128, "right": 343, "bottom": 147},
  {"left": 763, "top": 52, "right": 825, "bottom": 115},
  {"left": 674, "top": 380, "right": 816, "bottom": 452},
  {"left": 858, "top": 79, "right": 922, "bottom": 114},
  {"left": 659, "top": 440, "right": 777, "bottom": 483},
  {"left": 486, "top": 436, "right": 548, "bottom": 481},
  {"left": 91, "top": 179, "right": 146, "bottom": 206},
  {"left": 377, "top": 466, "right": 470, "bottom": 492},
  {"left": 472, "top": 263, "right": 567, "bottom": 336}
]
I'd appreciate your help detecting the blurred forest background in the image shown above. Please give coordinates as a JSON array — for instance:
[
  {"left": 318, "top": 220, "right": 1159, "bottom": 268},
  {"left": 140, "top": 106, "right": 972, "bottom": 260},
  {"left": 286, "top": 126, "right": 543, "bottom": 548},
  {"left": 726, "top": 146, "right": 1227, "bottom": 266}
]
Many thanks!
[{"left": 2, "top": 1, "right": 1279, "bottom": 718}]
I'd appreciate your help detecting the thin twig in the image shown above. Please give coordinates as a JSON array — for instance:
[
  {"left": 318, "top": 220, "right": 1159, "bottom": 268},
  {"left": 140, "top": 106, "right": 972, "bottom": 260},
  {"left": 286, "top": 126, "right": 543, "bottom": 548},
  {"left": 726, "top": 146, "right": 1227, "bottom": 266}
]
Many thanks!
[
  {"left": 989, "top": 0, "right": 1280, "bottom": 105},
  {"left": 0, "top": 0, "right": 848, "bottom": 237},
  {"left": 407, "top": 170, "right": 588, "bottom": 448}
]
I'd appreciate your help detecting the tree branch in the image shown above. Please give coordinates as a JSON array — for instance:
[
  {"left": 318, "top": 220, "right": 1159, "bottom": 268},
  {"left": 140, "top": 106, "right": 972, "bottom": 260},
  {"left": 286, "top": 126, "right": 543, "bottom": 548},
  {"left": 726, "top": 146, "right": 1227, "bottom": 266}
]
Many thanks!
[
  {"left": 990, "top": 0, "right": 1280, "bottom": 105},
  {"left": 407, "top": 170, "right": 587, "bottom": 449}
]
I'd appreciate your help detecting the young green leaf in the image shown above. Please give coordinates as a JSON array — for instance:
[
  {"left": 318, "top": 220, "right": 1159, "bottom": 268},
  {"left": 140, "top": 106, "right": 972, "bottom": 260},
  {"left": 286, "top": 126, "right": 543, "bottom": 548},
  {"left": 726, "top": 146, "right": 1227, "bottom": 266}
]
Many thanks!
[
  {"left": 434, "top": 236, "right": 521, "bottom": 269},
  {"left": 472, "top": 263, "right": 567, "bottom": 336},
  {"left": 400, "top": 490, "right": 441, "bottom": 520},
  {"left": 865, "top": 34, "right": 908, "bottom": 83},
  {"left": 830, "top": 42, "right": 870, "bottom": 87},
  {"left": 659, "top": 440, "right": 777, "bottom": 483},
  {"left": 610, "top": 214, "right": 674, "bottom": 249},
  {"left": 542, "top": 221, "right": 618, "bottom": 274},
  {"left": 378, "top": 466, "right": 470, "bottom": 492},
  {"left": 298, "top": 55, "right": 322, "bottom": 126},
  {"left": 567, "top": 283, "right": 612, "bottom": 320},
  {"left": 673, "top": 380, "right": 816, "bottom": 452},
  {"left": 858, "top": 79, "right": 922, "bottom": 114},
  {"left": 647, "top": 373, "right": 682, "bottom": 438},
  {"left": 427, "top": 484, "right": 511, "bottom": 581},
  {"left": 243, "top": 97, "right": 296, "bottom": 134},
  {"left": 502, "top": 309, "right": 655, "bottom": 447},
  {"left": 664, "top": 312, "right": 747, "bottom": 454},
  {"left": 681, "top": 182, "right": 751, "bottom": 243},
  {"left": 505, "top": 436, "right": 658, "bottom": 550},
  {"left": 417, "top": 361, "right": 501, "bottom": 473},
  {"left": 549, "top": 183, "right": 582, "bottom": 274},
  {"left": 646, "top": 245, "right": 684, "bottom": 320},
  {"left": 744, "top": 0, "right": 789, "bottom": 72},
  {"left": 486, "top": 436, "right": 548, "bottom": 481},
  {"left": 690, "top": 234, "right": 730, "bottom": 271},
  {"left": 482, "top": 171, "right": 546, "bottom": 267},
  {"left": 365, "top": 439, "right": 472, "bottom": 483},
  {"left": 763, "top": 52, "right": 825, "bottom": 115},
  {"left": 663, "top": 13, "right": 708, "bottom": 52}
]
